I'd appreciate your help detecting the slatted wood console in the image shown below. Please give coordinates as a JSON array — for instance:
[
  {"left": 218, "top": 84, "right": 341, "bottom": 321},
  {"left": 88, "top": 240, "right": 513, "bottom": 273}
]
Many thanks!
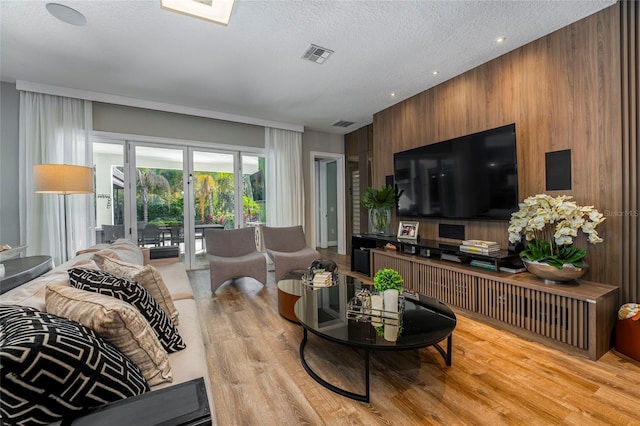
[{"left": 370, "top": 248, "right": 619, "bottom": 360}]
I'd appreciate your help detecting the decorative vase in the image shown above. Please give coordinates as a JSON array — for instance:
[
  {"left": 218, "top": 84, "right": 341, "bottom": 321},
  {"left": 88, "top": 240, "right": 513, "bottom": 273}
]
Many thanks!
[
  {"left": 369, "top": 208, "right": 391, "bottom": 235},
  {"left": 370, "top": 295, "right": 383, "bottom": 327},
  {"left": 383, "top": 289, "right": 399, "bottom": 342},
  {"left": 522, "top": 259, "right": 587, "bottom": 284}
]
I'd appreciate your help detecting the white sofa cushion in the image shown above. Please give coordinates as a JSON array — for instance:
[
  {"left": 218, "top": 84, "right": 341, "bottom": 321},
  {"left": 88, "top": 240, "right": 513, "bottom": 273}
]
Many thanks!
[
  {"left": 0, "top": 259, "right": 99, "bottom": 310},
  {"left": 151, "top": 261, "right": 195, "bottom": 301},
  {"left": 154, "top": 298, "right": 215, "bottom": 420}
]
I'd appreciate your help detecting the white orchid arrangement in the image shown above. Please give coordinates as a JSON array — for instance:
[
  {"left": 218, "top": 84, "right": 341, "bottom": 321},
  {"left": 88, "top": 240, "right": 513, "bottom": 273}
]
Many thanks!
[{"left": 508, "top": 194, "right": 605, "bottom": 269}]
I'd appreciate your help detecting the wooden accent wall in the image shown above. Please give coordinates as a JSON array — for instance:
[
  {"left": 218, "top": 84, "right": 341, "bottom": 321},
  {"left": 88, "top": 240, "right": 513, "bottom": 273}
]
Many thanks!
[
  {"left": 345, "top": 125, "right": 373, "bottom": 246},
  {"left": 372, "top": 4, "right": 622, "bottom": 287},
  {"left": 621, "top": 0, "right": 640, "bottom": 303}
]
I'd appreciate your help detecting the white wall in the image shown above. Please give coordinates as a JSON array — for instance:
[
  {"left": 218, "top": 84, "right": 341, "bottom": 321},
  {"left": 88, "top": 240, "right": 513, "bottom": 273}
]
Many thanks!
[{"left": 93, "top": 103, "right": 264, "bottom": 147}]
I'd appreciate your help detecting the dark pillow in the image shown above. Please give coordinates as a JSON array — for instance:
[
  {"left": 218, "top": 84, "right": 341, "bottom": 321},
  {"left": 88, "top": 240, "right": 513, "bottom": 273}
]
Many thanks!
[
  {"left": 68, "top": 268, "right": 186, "bottom": 353},
  {"left": 0, "top": 305, "right": 149, "bottom": 425}
]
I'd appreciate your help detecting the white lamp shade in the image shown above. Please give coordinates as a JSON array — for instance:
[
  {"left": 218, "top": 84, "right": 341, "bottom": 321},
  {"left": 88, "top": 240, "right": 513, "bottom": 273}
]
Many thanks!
[{"left": 34, "top": 164, "right": 94, "bottom": 194}]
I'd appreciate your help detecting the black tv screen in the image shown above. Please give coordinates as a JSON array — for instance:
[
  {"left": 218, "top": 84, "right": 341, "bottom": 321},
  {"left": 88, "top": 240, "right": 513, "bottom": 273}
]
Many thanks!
[{"left": 394, "top": 123, "right": 518, "bottom": 220}]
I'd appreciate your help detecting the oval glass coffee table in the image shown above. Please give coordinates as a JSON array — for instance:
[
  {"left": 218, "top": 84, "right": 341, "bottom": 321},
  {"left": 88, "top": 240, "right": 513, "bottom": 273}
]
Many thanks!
[{"left": 293, "top": 274, "right": 456, "bottom": 402}]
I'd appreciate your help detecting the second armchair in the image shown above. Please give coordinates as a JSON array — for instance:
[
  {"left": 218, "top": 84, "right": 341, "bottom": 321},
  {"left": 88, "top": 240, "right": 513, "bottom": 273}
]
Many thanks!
[{"left": 262, "top": 225, "right": 320, "bottom": 282}]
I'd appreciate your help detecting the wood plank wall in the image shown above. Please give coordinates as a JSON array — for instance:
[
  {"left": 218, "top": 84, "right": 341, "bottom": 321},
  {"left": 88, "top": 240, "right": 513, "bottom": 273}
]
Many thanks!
[
  {"left": 371, "top": 4, "right": 623, "bottom": 287},
  {"left": 621, "top": 0, "right": 640, "bottom": 303}
]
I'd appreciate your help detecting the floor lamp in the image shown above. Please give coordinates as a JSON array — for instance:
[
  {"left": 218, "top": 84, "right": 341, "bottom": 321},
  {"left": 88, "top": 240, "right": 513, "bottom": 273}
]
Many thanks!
[{"left": 34, "top": 164, "right": 94, "bottom": 263}]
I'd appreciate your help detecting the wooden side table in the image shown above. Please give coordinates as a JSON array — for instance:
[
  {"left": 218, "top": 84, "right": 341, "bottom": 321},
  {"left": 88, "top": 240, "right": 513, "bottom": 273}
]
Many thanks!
[
  {"left": 277, "top": 277, "right": 303, "bottom": 323},
  {"left": 0, "top": 255, "right": 53, "bottom": 295}
]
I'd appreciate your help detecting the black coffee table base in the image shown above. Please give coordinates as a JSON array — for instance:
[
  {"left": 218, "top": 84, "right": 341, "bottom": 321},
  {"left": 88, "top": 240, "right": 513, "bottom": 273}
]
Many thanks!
[{"left": 299, "top": 328, "right": 453, "bottom": 403}]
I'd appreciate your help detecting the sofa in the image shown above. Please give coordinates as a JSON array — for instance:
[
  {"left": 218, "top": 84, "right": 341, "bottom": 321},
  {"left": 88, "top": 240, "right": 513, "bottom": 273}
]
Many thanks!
[{"left": 0, "top": 239, "right": 215, "bottom": 425}]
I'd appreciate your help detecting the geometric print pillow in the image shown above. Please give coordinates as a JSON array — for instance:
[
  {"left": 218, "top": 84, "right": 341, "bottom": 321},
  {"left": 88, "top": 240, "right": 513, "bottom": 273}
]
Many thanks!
[
  {"left": 95, "top": 255, "right": 179, "bottom": 326},
  {"left": 68, "top": 268, "right": 186, "bottom": 353},
  {"left": 0, "top": 305, "right": 149, "bottom": 425}
]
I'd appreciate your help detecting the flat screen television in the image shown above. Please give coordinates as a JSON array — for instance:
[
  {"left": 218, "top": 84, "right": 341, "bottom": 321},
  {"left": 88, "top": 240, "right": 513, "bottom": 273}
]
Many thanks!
[{"left": 394, "top": 123, "right": 518, "bottom": 220}]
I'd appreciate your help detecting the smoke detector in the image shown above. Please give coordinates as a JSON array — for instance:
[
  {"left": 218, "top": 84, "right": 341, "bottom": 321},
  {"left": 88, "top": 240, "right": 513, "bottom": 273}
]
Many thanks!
[{"left": 302, "top": 44, "right": 334, "bottom": 64}]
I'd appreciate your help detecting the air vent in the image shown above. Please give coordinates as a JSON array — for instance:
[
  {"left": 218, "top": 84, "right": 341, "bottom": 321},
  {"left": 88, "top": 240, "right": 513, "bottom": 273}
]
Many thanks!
[
  {"left": 302, "top": 44, "right": 334, "bottom": 64},
  {"left": 332, "top": 120, "right": 355, "bottom": 128}
]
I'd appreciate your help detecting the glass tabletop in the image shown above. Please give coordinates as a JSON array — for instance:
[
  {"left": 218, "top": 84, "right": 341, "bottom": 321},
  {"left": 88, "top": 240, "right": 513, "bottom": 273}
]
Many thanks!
[{"left": 293, "top": 275, "right": 456, "bottom": 350}]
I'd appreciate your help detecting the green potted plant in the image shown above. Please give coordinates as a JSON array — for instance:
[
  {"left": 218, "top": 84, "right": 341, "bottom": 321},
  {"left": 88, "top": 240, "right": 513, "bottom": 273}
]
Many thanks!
[
  {"left": 373, "top": 268, "right": 403, "bottom": 293},
  {"left": 362, "top": 184, "right": 397, "bottom": 235},
  {"left": 373, "top": 268, "right": 403, "bottom": 341},
  {"left": 508, "top": 194, "right": 605, "bottom": 283}
]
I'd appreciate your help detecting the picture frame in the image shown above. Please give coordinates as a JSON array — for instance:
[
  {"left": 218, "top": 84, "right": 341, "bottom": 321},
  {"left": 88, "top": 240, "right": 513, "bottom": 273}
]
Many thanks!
[{"left": 397, "top": 221, "right": 419, "bottom": 240}]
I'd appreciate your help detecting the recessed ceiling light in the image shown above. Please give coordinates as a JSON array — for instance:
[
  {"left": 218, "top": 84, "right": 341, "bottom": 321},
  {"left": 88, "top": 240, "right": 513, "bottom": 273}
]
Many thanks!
[
  {"left": 432, "top": 70, "right": 439, "bottom": 75},
  {"left": 496, "top": 36, "right": 506, "bottom": 44},
  {"left": 46, "top": 3, "right": 87, "bottom": 26},
  {"left": 390, "top": 92, "right": 396, "bottom": 97}
]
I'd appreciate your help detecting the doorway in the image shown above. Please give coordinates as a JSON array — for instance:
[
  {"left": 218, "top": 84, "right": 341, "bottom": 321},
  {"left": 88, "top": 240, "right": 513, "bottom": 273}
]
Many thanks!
[{"left": 309, "top": 151, "right": 346, "bottom": 255}]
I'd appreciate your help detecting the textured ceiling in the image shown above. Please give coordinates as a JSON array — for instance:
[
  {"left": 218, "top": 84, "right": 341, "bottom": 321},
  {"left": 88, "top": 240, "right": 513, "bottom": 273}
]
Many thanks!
[{"left": 0, "top": 0, "right": 616, "bottom": 134}]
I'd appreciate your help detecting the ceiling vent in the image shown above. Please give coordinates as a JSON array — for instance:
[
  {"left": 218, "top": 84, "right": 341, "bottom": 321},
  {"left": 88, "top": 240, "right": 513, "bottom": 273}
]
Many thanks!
[
  {"left": 302, "top": 44, "right": 334, "bottom": 64},
  {"left": 332, "top": 120, "right": 355, "bottom": 128}
]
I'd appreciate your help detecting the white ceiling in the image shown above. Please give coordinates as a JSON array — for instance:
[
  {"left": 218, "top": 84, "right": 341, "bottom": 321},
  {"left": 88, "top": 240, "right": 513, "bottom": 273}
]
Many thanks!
[{"left": 1, "top": 0, "right": 616, "bottom": 135}]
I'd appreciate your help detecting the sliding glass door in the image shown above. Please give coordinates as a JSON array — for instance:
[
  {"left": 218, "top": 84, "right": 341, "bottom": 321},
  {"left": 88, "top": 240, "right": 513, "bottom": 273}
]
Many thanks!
[
  {"left": 190, "top": 149, "right": 237, "bottom": 269},
  {"left": 93, "top": 139, "right": 265, "bottom": 270},
  {"left": 131, "top": 145, "right": 186, "bottom": 259}
]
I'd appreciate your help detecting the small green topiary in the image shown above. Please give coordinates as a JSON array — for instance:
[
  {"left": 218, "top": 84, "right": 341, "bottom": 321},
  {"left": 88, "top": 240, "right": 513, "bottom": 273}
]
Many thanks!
[{"left": 373, "top": 268, "right": 403, "bottom": 293}]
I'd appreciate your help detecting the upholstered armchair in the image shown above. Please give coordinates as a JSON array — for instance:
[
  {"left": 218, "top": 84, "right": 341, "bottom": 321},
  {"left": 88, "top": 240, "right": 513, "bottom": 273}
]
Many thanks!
[
  {"left": 262, "top": 225, "right": 320, "bottom": 282},
  {"left": 205, "top": 227, "right": 266, "bottom": 293}
]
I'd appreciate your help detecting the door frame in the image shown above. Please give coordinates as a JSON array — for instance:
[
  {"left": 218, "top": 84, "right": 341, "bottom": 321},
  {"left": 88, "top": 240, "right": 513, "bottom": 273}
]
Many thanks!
[{"left": 308, "top": 151, "right": 346, "bottom": 255}]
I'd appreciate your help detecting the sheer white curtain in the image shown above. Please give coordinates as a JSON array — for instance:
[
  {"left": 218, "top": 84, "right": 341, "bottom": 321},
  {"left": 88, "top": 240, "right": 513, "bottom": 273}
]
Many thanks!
[
  {"left": 265, "top": 127, "right": 305, "bottom": 227},
  {"left": 18, "top": 91, "right": 93, "bottom": 265}
]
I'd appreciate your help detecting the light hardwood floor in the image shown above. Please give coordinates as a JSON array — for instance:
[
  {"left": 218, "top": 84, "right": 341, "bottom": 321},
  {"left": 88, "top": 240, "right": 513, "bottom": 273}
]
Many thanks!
[{"left": 188, "top": 249, "right": 640, "bottom": 425}]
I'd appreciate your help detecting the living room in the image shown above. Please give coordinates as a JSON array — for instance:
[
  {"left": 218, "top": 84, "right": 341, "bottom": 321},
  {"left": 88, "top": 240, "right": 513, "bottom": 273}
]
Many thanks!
[{"left": 1, "top": 1, "right": 639, "bottom": 425}]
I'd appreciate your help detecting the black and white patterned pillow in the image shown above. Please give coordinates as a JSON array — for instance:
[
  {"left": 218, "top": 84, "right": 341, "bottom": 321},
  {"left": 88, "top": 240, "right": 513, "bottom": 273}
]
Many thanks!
[
  {"left": 0, "top": 305, "right": 149, "bottom": 425},
  {"left": 68, "top": 268, "right": 186, "bottom": 353},
  {"left": 69, "top": 268, "right": 186, "bottom": 353}
]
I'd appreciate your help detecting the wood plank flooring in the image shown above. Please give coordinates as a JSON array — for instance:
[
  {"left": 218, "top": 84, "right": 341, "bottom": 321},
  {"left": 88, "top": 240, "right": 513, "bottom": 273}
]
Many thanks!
[{"left": 188, "top": 249, "right": 640, "bottom": 425}]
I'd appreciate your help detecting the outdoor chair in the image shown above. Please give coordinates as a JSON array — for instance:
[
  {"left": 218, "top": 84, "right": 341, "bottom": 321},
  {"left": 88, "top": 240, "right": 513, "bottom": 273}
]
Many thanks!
[
  {"left": 139, "top": 223, "right": 163, "bottom": 247},
  {"left": 205, "top": 227, "right": 266, "bottom": 293},
  {"left": 262, "top": 225, "right": 320, "bottom": 283},
  {"left": 101, "top": 224, "right": 125, "bottom": 243}
]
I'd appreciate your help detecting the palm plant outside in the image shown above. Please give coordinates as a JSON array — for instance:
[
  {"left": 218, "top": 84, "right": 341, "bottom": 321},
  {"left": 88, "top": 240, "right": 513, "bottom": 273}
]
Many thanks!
[
  {"left": 137, "top": 168, "right": 171, "bottom": 223},
  {"left": 196, "top": 174, "right": 216, "bottom": 223}
]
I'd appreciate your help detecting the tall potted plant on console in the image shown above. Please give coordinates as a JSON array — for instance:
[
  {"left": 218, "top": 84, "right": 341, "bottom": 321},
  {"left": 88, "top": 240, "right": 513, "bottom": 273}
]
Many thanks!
[
  {"left": 508, "top": 194, "right": 605, "bottom": 284},
  {"left": 362, "top": 184, "right": 396, "bottom": 235}
]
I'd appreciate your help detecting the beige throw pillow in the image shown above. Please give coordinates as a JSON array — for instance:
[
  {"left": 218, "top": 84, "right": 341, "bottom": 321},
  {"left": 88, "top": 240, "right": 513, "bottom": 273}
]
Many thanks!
[
  {"left": 95, "top": 255, "right": 180, "bottom": 326},
  {"left": 92, "top": 239, "right": 144, "bottom": 266},
  {"left": 45, "top": 285, "right": 173, "bottom": 386}
]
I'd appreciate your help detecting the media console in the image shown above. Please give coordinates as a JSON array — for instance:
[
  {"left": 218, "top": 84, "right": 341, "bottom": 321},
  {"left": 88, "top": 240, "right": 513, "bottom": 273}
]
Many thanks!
[
  {"left": 351, "top": 234, "right": 520, "bottom": 276},
  {"left": 350, "top": 234, "right": 619, "bottom": 360}
]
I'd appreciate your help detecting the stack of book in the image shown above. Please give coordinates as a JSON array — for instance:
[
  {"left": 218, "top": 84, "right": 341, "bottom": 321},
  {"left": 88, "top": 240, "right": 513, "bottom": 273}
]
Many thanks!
[
  {"left": 459, "top": 239, "right": 500, "bottom": 255},
  {"left": 312, "top": 271, "right": 334, "bottom": 287},
  {"left": 469, "top": 259, "right": 498, "bottom": 271}
]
